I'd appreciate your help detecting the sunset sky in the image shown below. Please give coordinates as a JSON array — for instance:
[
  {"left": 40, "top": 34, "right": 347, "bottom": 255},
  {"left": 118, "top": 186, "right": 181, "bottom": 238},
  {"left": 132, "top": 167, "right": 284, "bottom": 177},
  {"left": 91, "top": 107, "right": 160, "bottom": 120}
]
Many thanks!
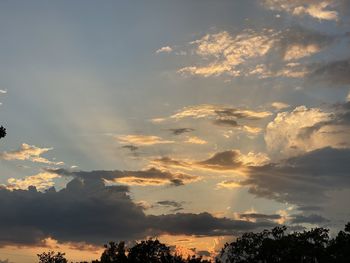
[{"left": 1, "top": 1, "right": 350, "bottom": 262}]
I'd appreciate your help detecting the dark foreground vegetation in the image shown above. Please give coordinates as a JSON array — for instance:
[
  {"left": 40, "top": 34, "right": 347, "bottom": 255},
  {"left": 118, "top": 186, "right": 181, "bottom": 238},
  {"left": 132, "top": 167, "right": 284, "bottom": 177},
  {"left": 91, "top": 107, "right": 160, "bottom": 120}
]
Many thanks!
[{"left": 37, "top": 223, "right": 350, "bottom": 263}]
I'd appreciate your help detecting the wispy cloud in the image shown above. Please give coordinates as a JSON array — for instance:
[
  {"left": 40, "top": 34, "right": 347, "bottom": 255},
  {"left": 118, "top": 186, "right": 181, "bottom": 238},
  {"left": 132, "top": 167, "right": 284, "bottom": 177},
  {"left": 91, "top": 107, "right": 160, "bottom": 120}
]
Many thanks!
[
  {"left": 117, "top": 135, "right": 174, "bottom": 146},
  {"left": 49, "top": 167, "right": 200, "bottom": 187},
  {"left": 0, "top": 143, "right": 64, "bottom": 165},
  {"left": 271, "top": 102, "right": 290, "bottom": 110},
  {"left": 152, "top": 150, "right": 270, "bottom": 172},
  {"left": 177, "top": 27, "right": 334, "bottom": 79},
  {"left": 261, "top": 0, "right": 340, "bottom": 21},
  {"left": 5, "top": 172, "right": 59, "bottom": 191},
  {"left": 185, "top": 136, "right": 207, "bottom": 145},
  {"left": 156, "top": 46, "right": 173, "bottom": 54}
]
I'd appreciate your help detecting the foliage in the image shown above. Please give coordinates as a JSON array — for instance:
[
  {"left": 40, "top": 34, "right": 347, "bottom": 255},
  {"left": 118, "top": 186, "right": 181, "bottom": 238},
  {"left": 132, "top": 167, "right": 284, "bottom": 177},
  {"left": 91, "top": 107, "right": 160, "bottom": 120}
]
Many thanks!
[
  {"left": 97, "top": 239, "right": 209, "bottom": 263},
  {"left": 37, "top": 251, "right": 67, "bottom": 263},
  {"left": 216, "top": 223, "right": 350, "bottom": 263}
]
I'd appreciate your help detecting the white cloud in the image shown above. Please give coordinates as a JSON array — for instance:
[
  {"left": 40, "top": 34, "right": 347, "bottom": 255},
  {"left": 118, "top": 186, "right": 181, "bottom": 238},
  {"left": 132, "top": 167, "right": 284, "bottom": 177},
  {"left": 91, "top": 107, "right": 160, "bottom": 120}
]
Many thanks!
[
  {"left": 0, "top": 89, "right": 7, "bottom": 94},
  {"left": 5, "top": 172, "right": 59, "bottom": 191},
  {"left": 170, "top": 104, "right": 272, "bottom": 120},
  {"left": 271, "top": 102, "right": 290, "bottom": 110},
  {"left": 0, "top": 143, "right": 64, "bottom": 165},
  {"left": 179, "top": 30, "right": 278, "bottom": 77},
  {"left": 261, "top": 0, "right": 339, "bottom": 21},
  {"left": 177, "top": 27, "right": 329, "bottom": 79},
  {"left": 117, "top": 135, "right": 174, "bottom": 146},
  {"left": 265, "top": 106, "right": 350, "bottom": 158},
  {"left": 216, "top": 180, "right": 242, "bottom": 189},
  {"left": 156, "top": 46, "right": 173, "bottom": 54},
  {"left": 185, "top": 136, "right": 207, "bottom": 145}
]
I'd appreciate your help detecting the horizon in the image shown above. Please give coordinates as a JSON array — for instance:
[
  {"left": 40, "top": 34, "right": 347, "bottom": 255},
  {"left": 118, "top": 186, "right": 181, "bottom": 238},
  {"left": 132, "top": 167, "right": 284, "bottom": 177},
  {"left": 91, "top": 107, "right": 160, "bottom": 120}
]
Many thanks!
[{"left": 0, "top": 1, "right": 350, "bottom": 262}]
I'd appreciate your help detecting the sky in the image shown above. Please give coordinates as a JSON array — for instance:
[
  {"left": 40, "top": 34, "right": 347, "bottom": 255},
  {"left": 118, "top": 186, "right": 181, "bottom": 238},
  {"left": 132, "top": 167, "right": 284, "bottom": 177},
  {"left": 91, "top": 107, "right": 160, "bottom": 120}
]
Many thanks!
[{"left": 0, "top": 0, "right": 350, "bottom": 262}]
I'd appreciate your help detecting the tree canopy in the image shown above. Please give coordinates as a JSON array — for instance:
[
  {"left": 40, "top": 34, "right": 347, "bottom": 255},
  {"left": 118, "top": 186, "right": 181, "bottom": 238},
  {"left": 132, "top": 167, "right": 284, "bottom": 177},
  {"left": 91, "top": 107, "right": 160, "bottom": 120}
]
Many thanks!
[{"left": 216, "top": 223, "right": 350, "bottom": 263}]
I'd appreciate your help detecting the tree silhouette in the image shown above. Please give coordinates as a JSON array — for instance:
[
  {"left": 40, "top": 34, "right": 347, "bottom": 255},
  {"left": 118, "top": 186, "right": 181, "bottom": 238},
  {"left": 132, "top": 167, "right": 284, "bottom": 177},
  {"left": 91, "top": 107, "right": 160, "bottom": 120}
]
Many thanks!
[
  {"left": 0, "top": 126, "right": 6, "bottom": 139},
  {"left": 216, "top": 224, "right": 350, "bottom": 263},
  {"left": 100, "top": 242, "right": 128, "bottom": 263},
  {"left": 37, "top": 251, "right": 67, "bottom": 263},
  {"left": 328, "top": 222, "right": 350, "bottom": 262},
  {"left": 127, "top": 239, "right": 174, "bottom": 263}
]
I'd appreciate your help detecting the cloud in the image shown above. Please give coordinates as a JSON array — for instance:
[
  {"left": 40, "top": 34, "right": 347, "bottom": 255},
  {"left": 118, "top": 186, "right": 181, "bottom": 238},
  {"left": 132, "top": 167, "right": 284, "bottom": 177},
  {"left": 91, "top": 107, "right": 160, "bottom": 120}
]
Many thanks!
[
  {"left": 265, "top": 104, "right": 350, "bottom": 158},
  {"left": 289, "top": 214, "right": 329, "bottom": 224},
  {"left": 5, "top": 173, "right": 59, "bottom": 191},
  {"left": 178, "top": 27, "right": 334, "bottom": 79},
  {"left": 216, "top": 180, "right": 242, "bottom": 189},
  {"left": 117, "top": 135, "right": 174, "bottom": 146},
  {"left": 168, "top": 128, "right": 194, "bottom": 135},
  {"left": 236, "top": 213, "right": 282, "bottom": 222},
  {"left": 309, "top": 58, "right": 350, "bottom": 86},
  {"left": 0, "top": 90, "right": 7, "bottom": 94},
  {"left": 178, "top": 29, "right": 277, "bottom": 77},
  {"left": 167, "top": 104, "right": 271, "bottom": 134},
  {"left": 171, "top": 104, "right": 272, "bottom": 120},
  {"left": 0, "top": 143, "right": 64, "bottom": 165},
  {"left": 185, "top": 136, "right": 207, "bottom": 145},
  {"left": 0, "top": 176, "right": 275, "bottom": 246},
  {"left": 261, "top": 0, "right": 340, "bottom": 21},
  {"left": 121, "top": 145, "right": 139, "bottom": 152},
  {"left": 156, "top": 200, "right": 184, "bottom": 212},
  {"left": 49, "top": 167, "right": 200, "bottom": 187},
  {"left": 271, "top": 102, "right": 290, "bottom": 111},
  {"left": 197, "top": 151, "right": 245, "bottom": 171},
  {"left": 242, "top": 147, "right": 350, "bottom": 206},
  {"left": 152, "top": 150, "right": 269, "bottom": 172},
  {"left": 156, "top": 46, "right": 173, "bottom": 54},
  {"left": 148, "top": 212, "right": 275, "bottom": 237}
]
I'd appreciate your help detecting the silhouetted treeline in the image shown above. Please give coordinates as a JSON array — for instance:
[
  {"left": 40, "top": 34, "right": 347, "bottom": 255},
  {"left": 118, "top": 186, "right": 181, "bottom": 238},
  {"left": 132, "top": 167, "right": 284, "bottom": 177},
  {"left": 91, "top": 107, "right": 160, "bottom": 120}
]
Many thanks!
[
  {"left": 37, "top": 222, "right": 350, "bottom": 263},
  {"left": 217, "top": 222, "right": 350, "bottom": 263}
]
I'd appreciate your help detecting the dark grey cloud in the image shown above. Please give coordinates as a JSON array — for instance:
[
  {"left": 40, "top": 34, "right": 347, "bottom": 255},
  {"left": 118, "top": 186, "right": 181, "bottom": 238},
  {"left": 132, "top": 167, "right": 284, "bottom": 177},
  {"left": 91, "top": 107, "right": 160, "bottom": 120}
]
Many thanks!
[
  {"left": 153, "top": 150, "right": 257, "bottom": 171},
  {"left": 290, "top": 214, "right": 329, "bottom": 224},
  {"left": 198, "top": 150, "right": 243, "bottom": 171},
  {"left": 0, "top": 177, "right": 275, "bottom": 247},
  {"left": 121, "top": 145, "right": 139, "bottom": 152},
  {"left": 309, "top": 59, "right": 350, "bottom": 86},
  {"left": 148, "top": 212, "right": 274, "bottom": 237},
  {"left": 213, "top": 119, "right": 239, "bottom": 127},
  {"left": 242, "top": 147, "right": 350, "bottom": 206},
  {"left": 296, "top": 206, "right": 323, "bottom": 212},
  {"left": 157, "top": 200, "right": 183, "bottom": 208},
  {"left": 278, "top": 26, "right": 335, "bottom": 58},
  {"left": 168, "top": 128, "right": 194, "bottom": 135},
  {"left": 49, "top": 167, "right": 199, "bottom": 187}
]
